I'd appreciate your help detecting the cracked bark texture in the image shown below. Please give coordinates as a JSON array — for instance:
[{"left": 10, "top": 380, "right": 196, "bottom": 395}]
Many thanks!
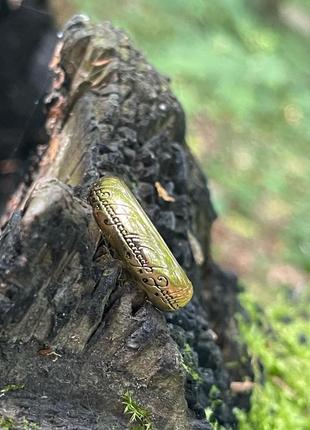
[{"left": 0, "top": 16, "right": 253, "bottom": 430}]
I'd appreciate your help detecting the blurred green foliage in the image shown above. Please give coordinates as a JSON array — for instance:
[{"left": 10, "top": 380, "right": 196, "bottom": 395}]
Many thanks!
[
  {"left": 74, "top": 0, "right": 309, "bottom": 428},
  {"left": 74, "top": 0, "right": 310, "bottom": 271},
  {"left": 236, "top": 290, "right": 310, "bottom": 430}
]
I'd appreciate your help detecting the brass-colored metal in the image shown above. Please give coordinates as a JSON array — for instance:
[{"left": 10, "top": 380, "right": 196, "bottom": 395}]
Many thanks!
[{"left": 88, "top": 176, "right": 193, "bottom": 311}]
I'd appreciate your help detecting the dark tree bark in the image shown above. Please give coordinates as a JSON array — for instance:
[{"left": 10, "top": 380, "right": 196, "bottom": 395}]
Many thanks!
[
  {"left": 0, "top": 16, "right": 253, "bottom": 430},
  {"left": 0, "top": 0, "right": 57, "bottom": 214}
]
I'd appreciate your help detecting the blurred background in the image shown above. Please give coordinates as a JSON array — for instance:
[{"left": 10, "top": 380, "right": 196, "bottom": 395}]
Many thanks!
[{"left": 1, "top": 0, "right": 309, "bottom": 428}]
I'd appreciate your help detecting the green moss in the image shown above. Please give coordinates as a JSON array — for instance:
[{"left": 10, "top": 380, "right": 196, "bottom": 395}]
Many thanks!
[
  {"left": 22, "top": 419, "right": 40, "bottom": 430},
  {"left": 208, "top": 385, "right": 221, "bottom": 400},
  {"left": 204, "top": 385, "right": 226, "bottom": 430},
  {"left": 0, "top": 416, "right": 16, "bottom": 430},
  {"left": 0, "top": 416, "right": 40, "bottom": 430},
  {"left": 204, "top": 410, "right": 226, "bottom": 430},
  {"left": 180, "top": 360, "right": 202, "bottom": 382},
  {"left": 122, "top": 392, "right": 153, "bottom": 430},
  {"left": 235, "top": 290, "right": 310, "bottom": 430},
  {"left": 180, "top": 343, "right": 202, "bottom": 383},
  {"left": 0, "top": 384, "right": 24, "bottom": 394}
]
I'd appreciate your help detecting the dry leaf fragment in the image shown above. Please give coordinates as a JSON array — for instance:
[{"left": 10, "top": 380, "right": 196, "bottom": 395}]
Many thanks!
[
  {"left": 230, "top": 380, "right": 255, "bottom": 393},
  {"left": 207, "top": 328, "right": 218, "bottom": 341},
  {"left": 38, "top": 346, "right": 53, "bottom": 356},
  {"left": 49, "top": 41, "right": 63, "bottom": 69},
  {"left": 91, "top": 58, "right": 111, "bottom": 67},
  {"left": 38, "top": 346, "right": 62, "bottom": 362},
  {"left": 154, "top": 181, "right": 175, "bottom": 202},
  {"left": 187, "top": 230, "right": 205, "bottom": 265}
]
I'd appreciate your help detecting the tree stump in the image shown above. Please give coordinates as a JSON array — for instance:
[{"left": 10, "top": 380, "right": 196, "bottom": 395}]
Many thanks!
[{"left": 0, "top": 16, "right": 252, "bottom": 430}]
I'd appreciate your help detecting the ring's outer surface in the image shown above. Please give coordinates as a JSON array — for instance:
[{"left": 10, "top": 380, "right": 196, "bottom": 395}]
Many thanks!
[{"left": 88, "top": 176, "right": 193, "bottom": 311}]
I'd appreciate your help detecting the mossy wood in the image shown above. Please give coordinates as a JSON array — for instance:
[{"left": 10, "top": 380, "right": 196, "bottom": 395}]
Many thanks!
[{"left": 0, "top": 16, "right": 252, "bottom": 430}]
